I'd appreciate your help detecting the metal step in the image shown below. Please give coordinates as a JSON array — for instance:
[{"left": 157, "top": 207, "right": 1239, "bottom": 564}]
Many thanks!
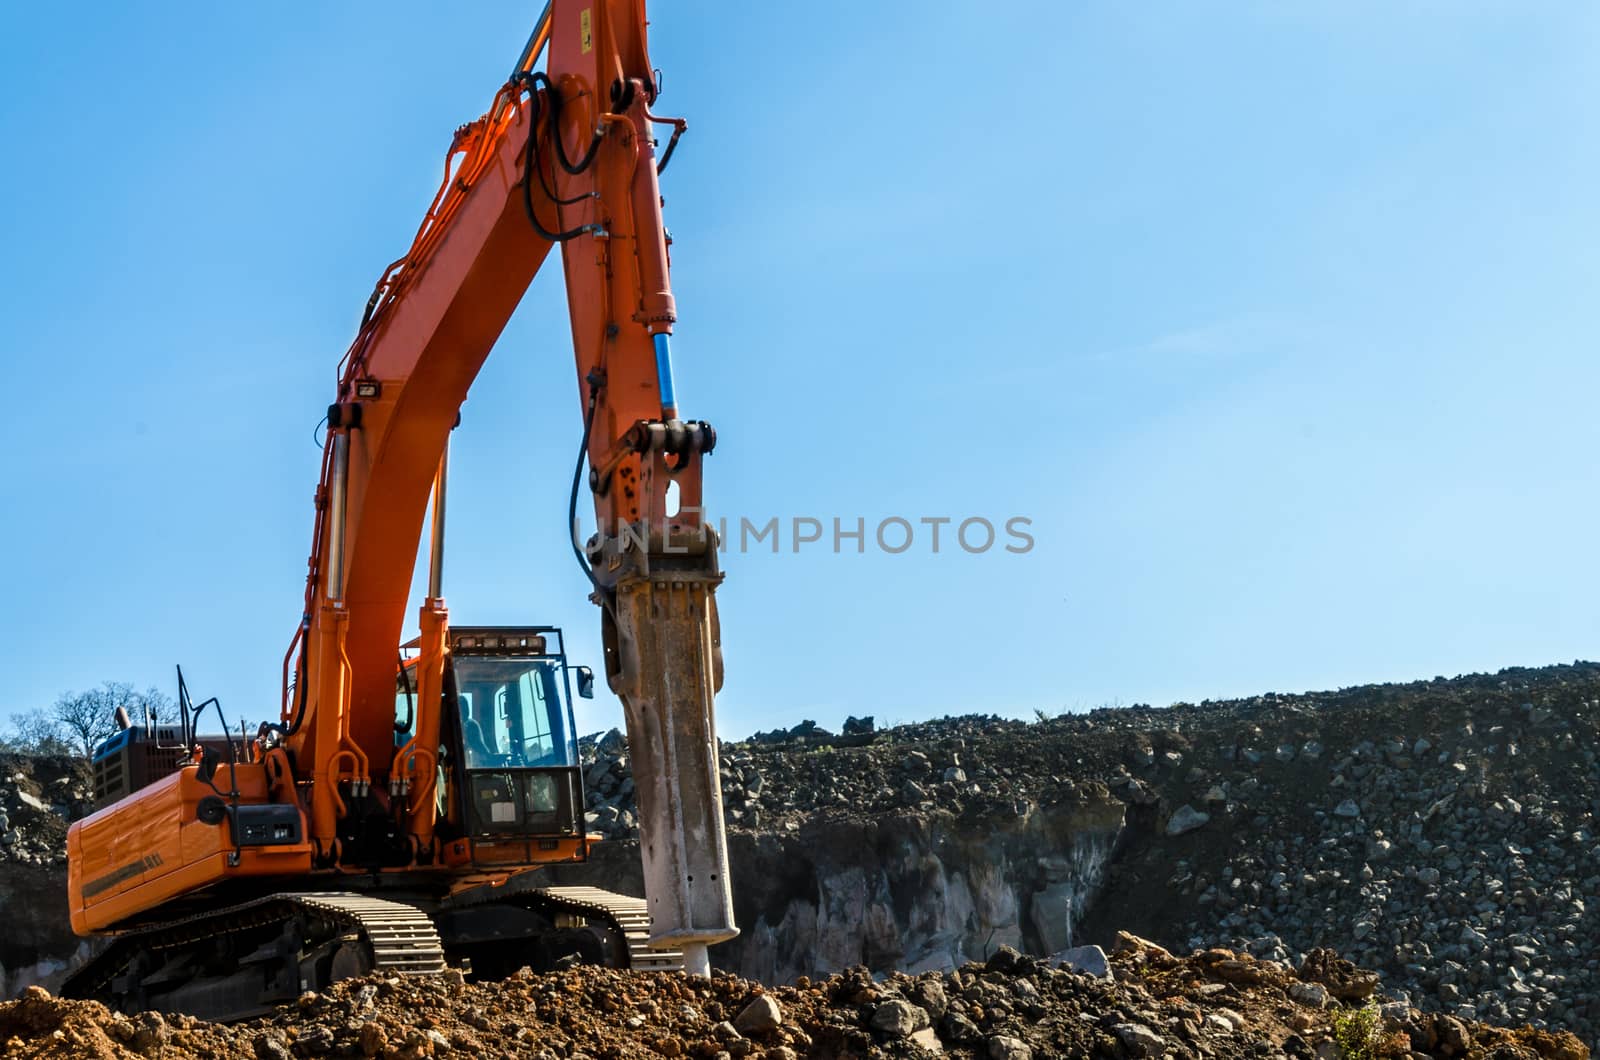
[{"left": 283, "top": 892, "right": 448, "bottom": 974}]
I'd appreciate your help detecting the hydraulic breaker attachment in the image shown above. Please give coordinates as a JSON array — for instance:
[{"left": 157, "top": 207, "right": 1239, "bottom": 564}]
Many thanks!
[{"left": 596, "top": 529, "right": 737, "bottom": 976}]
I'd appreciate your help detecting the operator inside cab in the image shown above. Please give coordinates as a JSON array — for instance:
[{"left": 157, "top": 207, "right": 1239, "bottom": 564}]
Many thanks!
[
  {"left": 396, "top": 631, "right": 590, "bottom": 839},
  {"left": 454, "top": 657, "right": 574, "bottom": 769},
  {"left": 451, "top": 653, "right": 582, "bottom": 836}
]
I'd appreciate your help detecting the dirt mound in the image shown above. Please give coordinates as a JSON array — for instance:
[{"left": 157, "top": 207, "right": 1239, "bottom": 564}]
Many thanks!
[{"left": 0, "top": 945, "right": 1590, "bottom": 1060}]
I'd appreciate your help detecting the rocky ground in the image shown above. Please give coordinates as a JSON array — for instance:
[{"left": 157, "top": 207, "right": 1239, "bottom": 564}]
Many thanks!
[
  {"left": 7, "top": 663, "right": 1600, "bottom": 1051},
  {"left": 0, "top": 933, "right": 1590, "bottom": 1060},
  {"left": 574, "top": 664, "right": 1600, "bottom": 1044}
]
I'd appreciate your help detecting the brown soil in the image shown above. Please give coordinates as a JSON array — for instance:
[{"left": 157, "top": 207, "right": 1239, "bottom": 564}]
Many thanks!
[{"left": 0, "top": 942, "right": 1587, "bottom": 1060}]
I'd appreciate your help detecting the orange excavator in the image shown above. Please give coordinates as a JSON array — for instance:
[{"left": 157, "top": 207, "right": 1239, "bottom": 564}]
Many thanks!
[{"left": 62, "top": 0, "right": 736, "bottom": 1019}]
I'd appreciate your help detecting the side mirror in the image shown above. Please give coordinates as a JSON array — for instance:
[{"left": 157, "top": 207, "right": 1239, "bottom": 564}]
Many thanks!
[
  {"left": 196, "top": 795, "right": 228, "bottom": 826},
  {"left": 574, "top": 666, "right": 596, "bottom": 700},
  {"left": 196, "top": 748, "right": 220, "bottom": 787}
]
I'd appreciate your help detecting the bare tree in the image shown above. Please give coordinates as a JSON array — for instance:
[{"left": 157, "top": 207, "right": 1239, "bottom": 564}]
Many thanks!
[
  {"left": 5, "top": 707, "right": 75, "bottom": 757},
  {"left": 49, "top": 682, "right": 177, "bottom": 760},
  {"left": 131, "top": 685, "right": 178, "bottom": 727}
]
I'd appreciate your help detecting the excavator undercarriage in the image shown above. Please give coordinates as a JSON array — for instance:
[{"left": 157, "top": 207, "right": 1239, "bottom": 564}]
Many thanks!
[{"left": 64, "top": 882, "right": 681, "bottom": 1022}]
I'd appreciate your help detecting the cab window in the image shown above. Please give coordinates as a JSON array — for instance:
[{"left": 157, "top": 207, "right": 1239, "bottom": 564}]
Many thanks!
[{"left": 453, "top": 657, "right": 575, "bottom": 770}]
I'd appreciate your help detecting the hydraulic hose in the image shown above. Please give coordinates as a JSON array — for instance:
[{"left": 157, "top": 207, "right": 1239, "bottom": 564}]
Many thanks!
[{"left": 518, "top": 79, "right": 600, "bottom": 243}]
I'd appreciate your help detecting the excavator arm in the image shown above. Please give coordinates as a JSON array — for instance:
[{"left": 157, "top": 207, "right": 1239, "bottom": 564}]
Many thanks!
[{"left": 281, "top": 0, "right": 734, "bottom": 972}]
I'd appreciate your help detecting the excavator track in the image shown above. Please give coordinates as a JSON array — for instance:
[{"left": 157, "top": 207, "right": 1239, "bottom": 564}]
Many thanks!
[
  {"left": 515, "top": 885, "right": 685, "bottom": 972},
  {"left": 278, "top": 892, "right": 447, "bottom": 975},
  {"left": 64, "top": 884, "right": 676, "bottom": 1021},
  {"left": 443, "top": 880, "right": 684, "bottom": 973},
  {"left": 62, "top": 892, "right": 446, "bottom": 1020}
]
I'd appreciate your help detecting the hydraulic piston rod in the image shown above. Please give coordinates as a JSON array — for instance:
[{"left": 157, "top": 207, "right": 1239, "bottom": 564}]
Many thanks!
[{"left": 427, "top": 438, "right": 449, "bottom": 600}]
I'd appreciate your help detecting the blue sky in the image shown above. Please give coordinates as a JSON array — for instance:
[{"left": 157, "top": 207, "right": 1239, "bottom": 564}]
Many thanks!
[{"left": 3, "top": 2, "right": 1596, "bottom": 740}]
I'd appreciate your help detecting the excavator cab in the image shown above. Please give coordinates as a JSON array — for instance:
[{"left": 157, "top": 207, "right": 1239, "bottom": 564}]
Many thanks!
[{"left": 432, "top": 627, "right": 592, "bottom": 853}]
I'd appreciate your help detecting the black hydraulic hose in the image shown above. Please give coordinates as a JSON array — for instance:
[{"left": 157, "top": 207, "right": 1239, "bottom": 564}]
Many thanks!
[
  {"left": 285, "top": 626, "right": 310, "bottom": 736},
  {"left": 656, "top": 124, "right": 684, "bottom": 175},
  {"left": 520, "top": 89, "right": 598, "bottom": 243},
  {"left": 535, "top": 139, "right": 586, "bottom": 207},
  {"left": 515, "top": 75, "right": 591, "bottom": 207},
  {"left": 526, "top": 71, "right": 605, "bottom": 176},
  {"left": 360, "top": 285, "right": 383, "bottom": 327},
  {"left": 569, "top": 382, "right": 604, "bottom": 596},
  {"left": 568, "top": 377, "right": 623, "bottom": 630}
]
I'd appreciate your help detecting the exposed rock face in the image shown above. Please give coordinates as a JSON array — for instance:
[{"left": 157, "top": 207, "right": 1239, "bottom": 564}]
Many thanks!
[
  {"left": 730, "top": 804, "right": 1122, "bottom": 982},
  {"left": 0, "top": 755, "right": 93, "bottom": 998},
  {"left": 552, "top": 798, "right": 1124, "bottom": 983},
  {"left": 0, "top": 754, "right": 86, "bottom": 868}
]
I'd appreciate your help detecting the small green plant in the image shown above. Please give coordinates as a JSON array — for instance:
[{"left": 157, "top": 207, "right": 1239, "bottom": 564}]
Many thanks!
[{"left": 1330, "top": 1002, "right": 1382, "bottom": 1060}]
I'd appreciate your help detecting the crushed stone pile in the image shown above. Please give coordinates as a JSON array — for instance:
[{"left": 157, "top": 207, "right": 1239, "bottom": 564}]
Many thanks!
[
  {"left": 0, "top": 753, "right": 89, "bottom": 867},
  {"left": 0, "top": 937, "right": 1590, "bottom": 1060},
  {"left": 574, "top": 664, "right": 1600, "bottom": 1044}
]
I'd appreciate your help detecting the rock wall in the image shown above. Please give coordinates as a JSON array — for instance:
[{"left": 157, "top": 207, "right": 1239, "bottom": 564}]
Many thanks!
[
  {"left": 0, "top": 755, "right": 92, "bottom": 999},
  {"left": 0, "top": 860, "right": 89, "bottom": 998},
  {"left": 566, "top": 664, "right": 1600, "bottom": 1045},
  {"left": 551, "top": 798, "right": 1123, "bottom": 981}
]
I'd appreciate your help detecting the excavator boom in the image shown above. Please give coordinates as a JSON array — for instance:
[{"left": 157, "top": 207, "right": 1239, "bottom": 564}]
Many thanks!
[{"left": 64, "top": 0, "right": 736, "bottom": 1011}]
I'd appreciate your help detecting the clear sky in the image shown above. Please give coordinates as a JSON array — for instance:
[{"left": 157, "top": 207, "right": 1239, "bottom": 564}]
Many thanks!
[{"left": 2, "top": 2, "right": 1596, "bottom": 741}]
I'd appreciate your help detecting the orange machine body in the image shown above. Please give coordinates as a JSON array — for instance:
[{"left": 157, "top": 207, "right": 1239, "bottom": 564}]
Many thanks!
[
  {"left": 68, "top": 765, "right": 312, "bottom": 935},
  {"left": 67, "top": 762, "right": 593, "bottom": 934},
  {"left": 67, "top": 0, "right": 722, "bottom": 942}
]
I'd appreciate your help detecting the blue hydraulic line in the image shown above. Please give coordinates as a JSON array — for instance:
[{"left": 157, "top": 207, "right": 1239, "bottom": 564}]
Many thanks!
[{"left": 653, "top": 332, "right": 679, "bottom": 419}]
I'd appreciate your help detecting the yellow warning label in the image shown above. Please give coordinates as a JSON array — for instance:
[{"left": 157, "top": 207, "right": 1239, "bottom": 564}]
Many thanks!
[{"left": 580, "top": 9, "right": 593, "bottom": 53}]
